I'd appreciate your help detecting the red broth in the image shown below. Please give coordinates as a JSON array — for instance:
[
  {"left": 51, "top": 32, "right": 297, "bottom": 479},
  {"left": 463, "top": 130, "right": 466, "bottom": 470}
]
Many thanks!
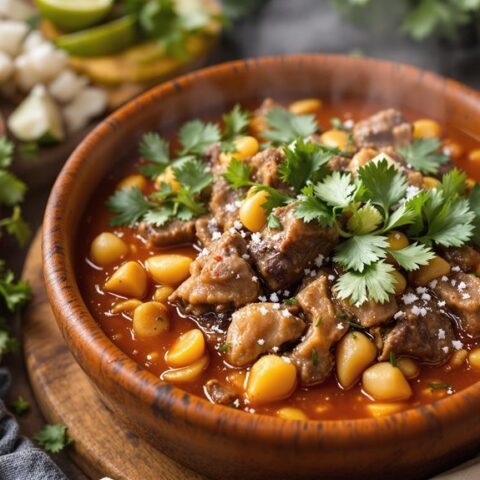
[{"left": 77, "top": 99, "right": 480, "bottom": 420}]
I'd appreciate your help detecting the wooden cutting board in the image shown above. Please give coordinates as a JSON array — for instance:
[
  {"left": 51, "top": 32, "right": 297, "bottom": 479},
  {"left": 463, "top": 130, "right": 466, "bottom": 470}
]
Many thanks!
[{"left": 22, "top": 230, "right": 205, "bottom": 480}]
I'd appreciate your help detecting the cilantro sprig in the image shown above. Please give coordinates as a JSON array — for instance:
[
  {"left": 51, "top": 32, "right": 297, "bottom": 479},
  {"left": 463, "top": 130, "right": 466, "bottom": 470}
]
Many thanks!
[
  {"left": 398, "top": 138, "right": 449, "bottom": 175},
  {"left": 34, "top": 424, "right": 73, "bottom": 454},
  {"left": 264, "top": 107, "right": 318, "bottom": 145}
]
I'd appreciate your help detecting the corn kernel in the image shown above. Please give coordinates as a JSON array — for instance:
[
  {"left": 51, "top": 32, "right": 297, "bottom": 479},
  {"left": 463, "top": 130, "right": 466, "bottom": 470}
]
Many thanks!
[
  {"left": 117, "top": 174, "right": 148, "bottom": 192},
  {"left": 391, "top": 270, "right": 407, "bottom": 296},
  {"left": 448, "top": 349, "right": 468, "bottom": 369},
  {"left": 387, "top": 231, "right": 409, "bottom": 251},
  {"left": 423, "top": 176, "right": 439, "bottom": 189},
  {"left": 162, "top": 355, "right": 209, "bottom": 383},
  {"left": 362, "top": 362, "right": 412, "bottom": 402},
  {"left": 277, "top": 407, "right": 308, "bottom": 421},
  {"left": 468, "top": 348, "right": 480, "bottom": 369},
  {"left": 111, "top": 299, "right": 142, "bottom": 314},
  {"left": 320, "top": 129, "right": 349, "bottom": 150},
  {"left": 410, "top": 256, "right": 451, "bottom": 286},
  {"left": 153, "top": 285, "right": 175, "bottom": 303},
  {"left": 145, "top": 254, "right": 192, "bottom": 285},
  {"left": 166, "top": 329, "right": 206, "bottom": 368},
  {"left": 155, "top": 166, "right": 181, "bottom": 192},
  {"left": 104, "top": 261, "right": 148, "bottom": 298},
  {"left": 288, "top": 98, "right": 322, "bottom": 115},
  {"left": 239, "top": 190, "right": 269, "bottom": 232},
  {"left": 90, "top": 232, "right": 128, "bottom": 267},
  {"left": 133, "top": 301, "right": 169, "bottom": 338},
  {"left": 413, "top": 119, "right": 441, "bottom": 138},
  {"left": 468, "top": 149, "right": 480, "bottom": 169},
  {"left": 443, "top": 139, "right": 464, "bottom": 160},
  {"left": 396, "top": 358, "right": 419, "bottom": 379}
]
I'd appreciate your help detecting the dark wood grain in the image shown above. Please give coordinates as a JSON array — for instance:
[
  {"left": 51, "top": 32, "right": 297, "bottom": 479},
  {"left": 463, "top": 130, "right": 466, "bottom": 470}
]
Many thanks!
[{"left": 22, "top": 231, "right": 203, "bottom": 480}]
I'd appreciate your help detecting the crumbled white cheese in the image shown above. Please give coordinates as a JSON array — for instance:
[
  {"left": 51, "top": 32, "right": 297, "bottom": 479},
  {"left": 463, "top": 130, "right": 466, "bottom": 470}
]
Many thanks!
[
  {"left": 258, "top": 295, "right": 267, "bottom": 302},
  {"left": 429, "top": 279, "right": 438, "bottom": 289},
  {"left": 462, "top": 293, "right": 471, "bottom": 300},
  {"left": 234, "top": 220, "right": 243, "bottom": 230},
  {"left": 251, "top": 232, "right": 261, "bottom": 244},
  {"left": 282, "top": 309, "right": 291, "bottom": 318},
  {"left": 257, "top": 338, "right": 265, "bottom": 346},
  {"left": 328, "top": 274, "right": 335, "bottom": 282},
  {"left": 442, "top": 346, "right": 450, "bottom": 354},
  {"left": 452, "top": 340, "right": 463, "bottom": 350},
  {"left": 458, "top": 281, "right": 467, "bottom": 291},
  {"left": 212, "top": 231, "right": 221, "bottom": 241},
  {"left": 270, "top": 292, "right": 279, "bottom": 302},
  {"left": 252, "top": 276, "right": 259, "bottom": 283},
  {"left": 259, "top": 306, "right": 268, "bottom": 315},
  {"left": 336, "top": 323, "right": 344, "bottom": 330},
  {"left": 272, "top": 303, "right": 281, "bottom": 310},
  {"left": 438, "top": 300, "right": 446, "bottom": 307},
  {"left": 402, "top": 293, "right": 418, "bottom": 305},
  {"left": 438, "top": 329, "right": 446, "bottom": 340},
  {"left": 314, "top": 254, "right": 325, "bottom": 267},
  {"left": 452, "top": 266, "right": 461, "bottom": 272},
  {"left": 441, "top": 275, "right": 449, "bottom": 282},
  {"left": 421, "top": 293, "right": 431, "bottom": 302},
  {"left": 393, "top": 311, "right": 405, "bottom": 320}
]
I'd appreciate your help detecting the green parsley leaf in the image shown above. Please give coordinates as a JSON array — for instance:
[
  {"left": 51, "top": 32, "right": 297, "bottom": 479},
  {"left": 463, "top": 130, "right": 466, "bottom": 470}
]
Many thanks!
[
  {"left": 358, "top": 157, "right": 407, "bottom": 213},
  {"left": 175, "top": 188, "right": 208, "bottom": 217},
  {"left": 138, "top": 132, "right": 170, "bottom": 178},
  {"left": 405, "top": 191, "right": 430, "bottom": 237},
  {"left": 347, "top": 202, "right": 383, "bottom": 234},
  {"left": 295, "top": 186, "right": 334, "bottom": 226},
  {"left": 469, "top": 183, "right": 480, "bottom": 247},
  {"left": 382, "top": 201, "right": 416, "bottom": 231},
  {"left": 389, "top": 351, "right": 397, "bottom": 367},
  {"left": 178, "top": 120, "right": 221, "bottom": 156},
  {"left": 10, "top": 396, "right": 30, "bottom": 415},
  {"left": 311, "top": 347, "right": 318, "bottom": 367},
  {"left": 34, "top": 424, "right": 73, "bottom": 454},
  {"left": 334, "top": 234, "right": 388, "bottom": 272},
  {"left": 218, "top": 342, "right": 230, "bottom": 353},
  {"left": 314, "top": 171, "right": 356, "bottom": 208},
  {"left": 222, "top": 104, "right": 250, "bottom": 141},
  {"left": 439, "top": 167, "right": 467, "bottom": 198},
  {"left": 222, "top": 158, "right": 252, "bottom": 189},
  {"left": 0, "top": 264, "right": 31, "bottom": 312},
  {"left": 267, "top": 214, "right": 282, "bottom": 230},
  {"left": 264, "top": 107, "right": 318, "bottom": 145},
  {"left": 252, "top": 185, "right": 291, "bottom": 217},
  {"left": 143, "top": 205, "right": 174, "bottom": 227},
  {"left": 0, "top": 206, "right": 31, "bottom": 246},
  {"left": 398, "top": 138, "right": 449, "bottom": 175},
  {"left": 0, "top": 171, "right": 27, "bottom": 206},
  {"left": 106, "top": 187, "right": 155, "bottom": 226},
  {"left": 0, "top": 136, "right": 14, "bottom": 168},
  {"left": 335, "top": 261, "right": 396, "bottom": 305},
  {"left": 283, "top": 297, "right": 297, "bottom": 305},
  {"left": 279, "top": 138, "right": 332, "bottom": 192},
  {"left": 428, "top": 382, "right": 452, "bottom": 391},
  {"left": 172, "top": 157, "right": 212, "bottom": 193},
  {"left": 388, "top": 242, "right": 435, "bottom": 271}
]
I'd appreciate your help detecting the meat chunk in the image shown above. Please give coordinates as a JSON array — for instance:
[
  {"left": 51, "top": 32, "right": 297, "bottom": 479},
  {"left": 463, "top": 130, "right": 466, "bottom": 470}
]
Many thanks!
[
  {"left": 138, "top": 219, "right": 196, "bottom": 248},
  {"left": 205, "top": 379, "right": 239, "bottom": 406},
  {"left": 250, "top": 147, "right": 288, "bottom": 189},
  {"left": 195, "top": 216, "right": 221, "bottom": 248},
  {"left": 170, "top": 232, "right": 261, "bottom": 315},
  {"left": 209, "top": 177, "right": 245, "bottom": 229},
  {"left": 248, "top": 203, "right": 338, "bottom": 291},
  {"left": 379, "top": 291, "right": 455, "bottom": 364},
  {"left": 337, "top": 296, "right": 398, "bottom": 328},
  {"left": 353, "top": 109, "right": 412, "bottom": 149},
  {"left": 433, "top": 272, "right": 480, "bottom": 337},
  {"left": 441, "top": 246, "right": 480, "bottom": 273},
  {"left": 290, "top": 275, "right": 347, "bottom": 386},
  {"left": 250, "top": 98, "right": 280, "bottom": 136},
  {"left": 226, "top": 303, "right": 305, "bottom": 367}
]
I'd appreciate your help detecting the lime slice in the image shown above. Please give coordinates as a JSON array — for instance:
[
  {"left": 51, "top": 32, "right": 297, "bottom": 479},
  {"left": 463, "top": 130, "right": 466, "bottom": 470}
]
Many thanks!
[
  {"left": 8, "top": 85, "right": 65, "bottom": 144},
  {"left": 55, "top": 15, "right": 138, "bottom": 57},
  {"left": 35, "top": 0, "right": 114, "bottom": 32}
]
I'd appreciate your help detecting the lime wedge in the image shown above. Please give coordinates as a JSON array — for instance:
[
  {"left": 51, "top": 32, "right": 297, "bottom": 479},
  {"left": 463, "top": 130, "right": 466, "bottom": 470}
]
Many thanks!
[
  {"left": 8, "top": 85, "right": 65, "bottom": 144},
  {"left": 35, "top": 0, "right": 114, "bottom": 32},
  {"left": 55, "top": 15, "right": 138, "bottom": 57}
]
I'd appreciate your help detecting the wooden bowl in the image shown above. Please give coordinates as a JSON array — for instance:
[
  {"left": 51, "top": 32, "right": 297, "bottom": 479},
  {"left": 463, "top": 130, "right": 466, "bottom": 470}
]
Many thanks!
[{"left": 43, "top": 55, "right": 480, "bottom": 480}]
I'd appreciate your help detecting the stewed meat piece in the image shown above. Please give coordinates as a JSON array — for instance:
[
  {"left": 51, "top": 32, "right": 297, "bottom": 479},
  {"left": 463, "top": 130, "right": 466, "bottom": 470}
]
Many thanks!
[
  {"left": 170, "top": 231, "right": 261, "bottom": 315},
  {"left": 440, "top": 246, "right": 480, "bottom": 273},
  {"left": 433, "top": 272, "right": 480, "bottom": 337},
  {"left": 250, "top": 147, "right": 291, "bottom": 191},
  {"left": 248, "top": 203, "right": 338, "bottom": 291},
  {"left": 209, "top": 177, "right": 246, "bottom": 229},
  {"left": 379, "top": 290, "right": 455, "bottom": 364},
  {"left": 290, "top": 275, "right": 347, "bottom": 386},
  {"left": 195, "top": 216, "right": 221, "bottom": 248},
  {"left": 138, "top": 219, "right": 196, "bottom": 248},
  {"left": 336, "top": 296, "right": 398, "bottom": 328},
  {"left": 226, "top": 303, "right": 305, "bottom": 367},
  {"left": 205, "top": 379, "right": 239, "bottom": 406},
  {"left": 353, "top": 109, "right": 413, "bottom": 149}
]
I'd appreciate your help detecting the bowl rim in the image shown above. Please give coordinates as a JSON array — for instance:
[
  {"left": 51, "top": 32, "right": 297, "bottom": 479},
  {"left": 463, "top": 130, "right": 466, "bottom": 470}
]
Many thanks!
[{"left": 43, "top": 53, "right": 480, "bottom": 446}]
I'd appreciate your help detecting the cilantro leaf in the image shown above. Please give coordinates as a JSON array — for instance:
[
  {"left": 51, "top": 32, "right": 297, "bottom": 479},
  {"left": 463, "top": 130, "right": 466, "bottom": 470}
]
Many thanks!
[
  {"left": 334, "top": 234, "right": 388, "bottom": 272},
  {"left": 0, "top": 329, "right": 18, "bottom": 358},
  {"left": 439, "top": 167, "right": 467, "bottom": 198},
  {"left": 106, "top": 187, "right": 155, "bottom": 226},
  {"left": 347, "top": 202, "right": 383, "bottom": 234},
  {"left": 34, "top": 424, "right": 73, "bottom": 454},
  {"left": 10, "top": 396, "right": 30, "bottom": 415},
  {"left": 178, "top": 120, "right": 221, "bottom": 155},
  {"left": 175, "top": 188, "right": 208, "bottom": 217},
  {"left": 0, "top": 171, "right": 27, "bottom": 206},
  {"left": 382, "top": 202, "right": 416, "bottom": 231},
  {"left": 0, "top": 264, "right": 31, "bottom": 312},
  {"left": 295, "top": 190, "right": 333, "bottom": 226},
  {"left": 0, "top": 206, "right": 31, "bottom": 246},
  {"left": 279, "top": 138, "right": 332, "bottom": 192},
  {"left": 335, "top": 261, "right": 396, "bottom": 305},
  {"left": 143, "top": 205, "right": 174, "bottom": 227},
  {"left": 138, "top": 132, "right": 170, "bottom": 178},
  {"left": 358, "top": 157, "right": 407, "bottom": 213},
  {"left": 469, "top": 183, "right": 480, "bottom": 246},
  {"left": 222, "top": 104, "right": 250, "bottom": 141},
  {"left": 252, "top": 185, "right": 291, "bottom": 216},
  {"left": 314, "top": 171, "right": 356, "bottom": 208},
  {"left": 171, "top": 157, "right": 212, "bottom": 193},
  {"left": 222, "top": 158, "right": 252, "bottom": 189},
  {"left": 330, "top": 117, "right": 350, "bottom": 131},
  {"left": 0, "top": 136, "right": 14, "bottom": 169},
  {"left": 267, "top": 214, "right": 282, "bottom": 230},
  {"left": 264, "top": 107, "right": 318, "bottom": 145},
  {"left": 398, "top": 138, "right": 449, "bottom": 175},
  {"left": 388, "top": 242, "right": 435, "bottom": 271}
]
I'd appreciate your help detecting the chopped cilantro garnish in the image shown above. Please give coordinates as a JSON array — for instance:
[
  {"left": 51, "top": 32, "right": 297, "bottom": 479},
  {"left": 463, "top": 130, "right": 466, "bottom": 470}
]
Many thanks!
[
  {"left": 387, "top": 243, "right": 435, "bottom": 271},
  {"left": 330, "top": 117, "right": 349, "bottom": 131},
  {"left": 283, "top": 297, "right": 297, "bottom": 305},
  {"left": 267, "top": 214, "right": 282, "bottom": 230},
  {"left": 0, "top": 261, "right": 31, "bottom": 313},
  {"left": 107, "top": 187, "right": 156, "bottom": 226},
  {"left": 428, "top": 382, "right": 452, "bottom": 391},
  {"left": 10, "top": 396, "right": 30, "bottom": 415},
  {"left": 218, "top": 343, "right": 230, "bottom": 353},
  {"left": 264, "top": 107, "right": 318, "bottom": 145},
  {"left": 389, "top": 351, "right": 397, "bottom": 367},
  {"left": 398, "top": 138, "right": 449, "bottom": 175},
  {"left": 314, "top": 171, "right": 357, "bottom": 208},
  {"left": 223, "top": 158, "right": 252, "bottom": 189},
  {"left": 138, "top": 132, "right": 170, "bottom": 178},
  {"left": 311, "top": 347, "right": 318, "bottom": 367},
  {"left": 334, "top": 234, "right": 388, "bottom": 272},
  {"left": 348, "top": 320, "right": 363, "bottom": 330},
  {"left": 34, "top": 424, "right": 73, "bottom": 454},
  {"left": 179, "top": 120, "right": 221, "bottom": 156},
  {"left": 222, "top": 104, "right": 250, "bottom": 142}
]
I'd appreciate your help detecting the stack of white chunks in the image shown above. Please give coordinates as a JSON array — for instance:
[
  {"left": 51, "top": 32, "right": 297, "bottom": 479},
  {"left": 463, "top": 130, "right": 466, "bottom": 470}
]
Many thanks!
[{"left": 0, "top": 0, "right": 107, "bottom": 142}]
